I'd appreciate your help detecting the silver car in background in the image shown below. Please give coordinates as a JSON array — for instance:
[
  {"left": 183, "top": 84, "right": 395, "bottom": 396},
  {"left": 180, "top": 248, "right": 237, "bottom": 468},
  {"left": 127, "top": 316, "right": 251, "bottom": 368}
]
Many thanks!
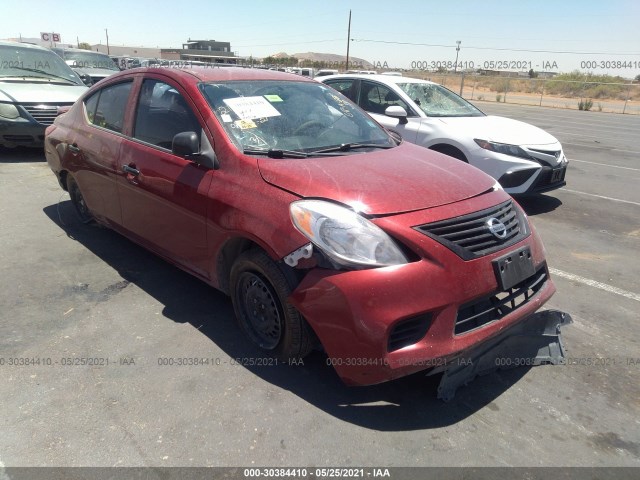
[
  {"left": 320, "top": 74, "right": 568, "bottom": 195},
  {"left": 0, "top": 41, "right": 87, "bottom": 149}
]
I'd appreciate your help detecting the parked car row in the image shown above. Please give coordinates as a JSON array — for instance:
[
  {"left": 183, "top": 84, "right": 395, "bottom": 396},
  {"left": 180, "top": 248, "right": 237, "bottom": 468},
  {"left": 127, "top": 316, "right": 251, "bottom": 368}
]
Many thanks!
[{"left": 43, "top": 66, "right": 570, "bottom": 398}]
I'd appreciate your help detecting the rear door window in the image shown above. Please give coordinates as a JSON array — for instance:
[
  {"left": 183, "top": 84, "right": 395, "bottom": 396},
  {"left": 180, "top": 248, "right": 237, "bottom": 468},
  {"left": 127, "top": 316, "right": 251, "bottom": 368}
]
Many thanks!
[
  {"left": 85, "top": 82, "right": 133, "bottom": 133},
  {"left": 323, "top": 79, "right": 357, "bottom": 102}
]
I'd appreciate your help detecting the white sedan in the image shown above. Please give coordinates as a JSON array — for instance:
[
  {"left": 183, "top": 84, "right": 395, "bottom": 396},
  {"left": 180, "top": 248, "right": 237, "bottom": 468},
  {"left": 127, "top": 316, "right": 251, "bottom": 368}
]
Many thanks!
[{"left": 319, "top": 74, "right": 568, "bottom": 195}]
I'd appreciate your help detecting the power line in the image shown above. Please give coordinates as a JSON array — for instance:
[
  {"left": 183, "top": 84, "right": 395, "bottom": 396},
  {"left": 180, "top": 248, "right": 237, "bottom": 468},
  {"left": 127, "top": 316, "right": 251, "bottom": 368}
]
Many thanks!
[{"left": 351, "top": 38, "right": 640, "bottom": 56}]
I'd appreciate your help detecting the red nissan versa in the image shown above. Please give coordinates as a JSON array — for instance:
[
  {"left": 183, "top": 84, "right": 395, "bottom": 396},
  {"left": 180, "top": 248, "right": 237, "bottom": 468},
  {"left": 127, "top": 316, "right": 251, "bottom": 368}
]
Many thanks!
[{"left": 45, "top": 67, "right": 570, "bottom": 399}]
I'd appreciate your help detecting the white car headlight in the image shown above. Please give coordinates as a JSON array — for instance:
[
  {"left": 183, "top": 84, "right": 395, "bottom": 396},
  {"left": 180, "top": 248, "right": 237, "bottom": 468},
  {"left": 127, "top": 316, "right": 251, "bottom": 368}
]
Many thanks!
[
  {"left": 290, "top": 200, "right": 408, "bottom": 268},
  {"left": 0, "top": 103, "right": 20, "bottom": 119},
  {"left": 474, "top": 139, "right": 531, "bottom": 159}
]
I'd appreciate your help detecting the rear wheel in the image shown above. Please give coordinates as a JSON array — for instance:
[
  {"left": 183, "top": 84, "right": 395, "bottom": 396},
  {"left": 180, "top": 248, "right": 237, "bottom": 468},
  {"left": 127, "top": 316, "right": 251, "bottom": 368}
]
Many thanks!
[
  {"left": 230, "top": 249, "right": 314, "bottom": 360},
  {"left": 67, "top": 177, "right": 93, "bottom": 224}
]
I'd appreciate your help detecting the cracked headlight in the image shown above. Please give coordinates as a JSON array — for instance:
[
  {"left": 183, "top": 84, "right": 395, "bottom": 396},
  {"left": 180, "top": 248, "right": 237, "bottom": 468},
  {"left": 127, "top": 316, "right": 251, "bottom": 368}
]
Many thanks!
[{"left": 290, "top": 200, "right": 408, "bottom": 268}]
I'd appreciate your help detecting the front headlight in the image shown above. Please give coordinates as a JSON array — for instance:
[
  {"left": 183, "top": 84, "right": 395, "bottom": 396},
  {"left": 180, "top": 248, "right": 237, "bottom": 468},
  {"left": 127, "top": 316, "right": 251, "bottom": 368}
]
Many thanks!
[
  {"left": 474, "top": 139, "right": 531, "bottom": 159},
  {"left": 290, "top": 199, "right": 408, "bottom": 268},
  {"left": 0, "top": 103, "right": 20, "bottom": 119}
]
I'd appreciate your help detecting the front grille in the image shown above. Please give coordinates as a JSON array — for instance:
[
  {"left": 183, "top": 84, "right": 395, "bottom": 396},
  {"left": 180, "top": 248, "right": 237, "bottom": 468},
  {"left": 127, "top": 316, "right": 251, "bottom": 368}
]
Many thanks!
[
  {"left": 414, "top": 200, "right": 529, "bottom": 260},
  {"left": 22, "top": 104, "right": 71, "bottom": 125},
  {"left": 455, "top": 265, "right": 548, "bottom": 335},
  {"left": 2, "top": 135, "right": 35, "bottom": 143},
  {"left": 387, "top": 313, "right": 432, "bottom": 352}
]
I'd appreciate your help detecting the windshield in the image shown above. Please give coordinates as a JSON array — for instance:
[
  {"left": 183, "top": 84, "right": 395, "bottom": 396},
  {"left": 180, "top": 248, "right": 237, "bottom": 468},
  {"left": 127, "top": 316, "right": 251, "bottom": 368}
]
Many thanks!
[
  {"left": 398, "top": 82, "right": 484, "bottom": 117},
  {"left": 200, "top": 80, "right": 395, "bottom": 154},
  {"left": 53, "top": 49, "right": 119, "bottom": 70},
  {"left": 0, "top": 45, "right": 84, "bottom": 84}
]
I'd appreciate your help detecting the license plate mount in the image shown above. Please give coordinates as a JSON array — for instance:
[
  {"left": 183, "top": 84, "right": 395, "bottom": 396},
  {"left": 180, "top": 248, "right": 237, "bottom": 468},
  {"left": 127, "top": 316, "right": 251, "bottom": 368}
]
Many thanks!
[
  {"left": 492, "top": 246, "right": 535, "bottom": 290},
  {"left": 551, "top": 166, "right": 566, "bottom": 183}
]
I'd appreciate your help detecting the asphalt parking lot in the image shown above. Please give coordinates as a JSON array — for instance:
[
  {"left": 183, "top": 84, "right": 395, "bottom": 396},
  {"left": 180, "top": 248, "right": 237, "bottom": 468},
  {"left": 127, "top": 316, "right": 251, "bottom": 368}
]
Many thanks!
[{"left": 1, "top": 103, "right": 639, "bottom": 469}]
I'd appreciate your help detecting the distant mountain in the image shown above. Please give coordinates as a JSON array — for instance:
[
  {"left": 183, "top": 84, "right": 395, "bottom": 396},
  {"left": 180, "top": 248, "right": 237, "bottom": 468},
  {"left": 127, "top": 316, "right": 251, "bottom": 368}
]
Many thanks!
[{"left": 269, "top": 51, "right": 372, "bottom": 68}]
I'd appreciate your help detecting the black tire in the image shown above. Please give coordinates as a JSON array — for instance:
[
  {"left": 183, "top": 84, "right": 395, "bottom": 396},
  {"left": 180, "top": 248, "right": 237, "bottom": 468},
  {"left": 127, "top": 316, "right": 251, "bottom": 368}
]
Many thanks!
[
  {"left": 67, "top": 176, "right": 93, "bottom": 224},
  {"left": 430, "top": 144, "right": 468, "bottom": 162},
  {"left": 230, "top": 249, "right": 314, "bottom": 360}
]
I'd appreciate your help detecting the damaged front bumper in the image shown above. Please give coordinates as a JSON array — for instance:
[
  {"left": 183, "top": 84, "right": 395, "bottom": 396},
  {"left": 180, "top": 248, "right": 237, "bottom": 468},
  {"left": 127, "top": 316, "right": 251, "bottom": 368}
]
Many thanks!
[{"left": 434, "top": 309, "right": 572, "bottom": 401}]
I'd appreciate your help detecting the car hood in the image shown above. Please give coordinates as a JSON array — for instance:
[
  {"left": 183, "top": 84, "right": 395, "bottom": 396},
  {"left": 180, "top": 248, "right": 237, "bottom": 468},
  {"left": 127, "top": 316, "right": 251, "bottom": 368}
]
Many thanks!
[
  {"left": 257, "top": 142, "right": 495, "bottom": 215},
  {"left": 0, "top": 82, "right": 87, "bottom": 103},
  {"left": 436, "top": 115, "right": 559, "bottom": 146}
]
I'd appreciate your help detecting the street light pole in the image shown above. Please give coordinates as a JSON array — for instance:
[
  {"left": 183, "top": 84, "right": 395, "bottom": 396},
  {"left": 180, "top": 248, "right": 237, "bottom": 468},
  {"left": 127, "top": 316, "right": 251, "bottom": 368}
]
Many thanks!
[
  {"left": 454, "top": 40, "right": 461, "bottom": 72},
  {"left": 105, "top": 28, "right": 110, "bottom": 55}
]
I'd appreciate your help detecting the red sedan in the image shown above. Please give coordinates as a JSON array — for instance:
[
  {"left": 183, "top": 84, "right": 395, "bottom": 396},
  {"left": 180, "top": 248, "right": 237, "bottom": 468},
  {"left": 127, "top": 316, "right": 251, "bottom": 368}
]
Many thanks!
[{"left": 45, "top": 66, "right": 570, "bottom": 399}]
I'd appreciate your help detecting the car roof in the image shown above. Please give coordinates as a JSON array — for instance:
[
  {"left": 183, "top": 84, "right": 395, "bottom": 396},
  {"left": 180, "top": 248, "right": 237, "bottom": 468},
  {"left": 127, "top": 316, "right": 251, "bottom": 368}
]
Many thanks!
[
  {"left": 319, "top": 73, "right": 436, "bottom": 86},
  {"left": 106, "top": 66, "right": 318, "bottom": 84},
  {"left": 0, "top": 40, "right": 51, "bottom": 51}
]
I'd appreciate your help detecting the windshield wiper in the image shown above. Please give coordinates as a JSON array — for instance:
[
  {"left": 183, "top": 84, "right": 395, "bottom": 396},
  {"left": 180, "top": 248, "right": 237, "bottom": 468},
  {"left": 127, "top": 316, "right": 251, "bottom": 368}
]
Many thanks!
[
  {"left": 10, "top": 67, "right": 78, "bottom": 84},
  {"left": 310, "top": 143, "right": 394, "bottom": 154},
  {"left": 243, "top": 147, "right": 308, "bottom": 159}
]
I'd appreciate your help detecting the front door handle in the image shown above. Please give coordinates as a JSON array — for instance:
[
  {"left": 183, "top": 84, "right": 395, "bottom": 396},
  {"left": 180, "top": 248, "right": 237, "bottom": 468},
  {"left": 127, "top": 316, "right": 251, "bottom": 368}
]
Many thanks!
[
  {"left": 122, "top": 165, "right": 140, "bottom": 176},
  {"left": 68, "top": 143, "right": 81, "bottom": 154}
]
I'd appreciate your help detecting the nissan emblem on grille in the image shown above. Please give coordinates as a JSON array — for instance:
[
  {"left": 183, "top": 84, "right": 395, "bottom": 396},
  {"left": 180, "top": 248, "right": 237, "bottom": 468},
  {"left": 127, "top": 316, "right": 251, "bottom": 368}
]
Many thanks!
[{"left": 486, "top": 218, "right": 507, "bottom": 239}]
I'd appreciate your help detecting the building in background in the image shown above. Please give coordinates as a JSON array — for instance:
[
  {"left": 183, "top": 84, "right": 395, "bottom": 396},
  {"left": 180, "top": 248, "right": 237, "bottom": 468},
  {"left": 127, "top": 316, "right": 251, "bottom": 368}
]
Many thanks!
[
  {"left": 161, "top": 39, "right": 237, "bottom": 65},
  {"left": 92, "top": 44, "right": 161, "bottom": 58},
  {"left": 4, "top": 36, "right": 238, "bottom": 65}
]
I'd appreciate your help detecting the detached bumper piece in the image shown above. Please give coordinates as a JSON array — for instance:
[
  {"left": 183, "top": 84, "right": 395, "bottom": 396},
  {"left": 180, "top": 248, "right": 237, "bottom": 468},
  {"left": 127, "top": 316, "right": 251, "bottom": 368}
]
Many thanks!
[{"left": 435, "top": 309, "right": 572, "bottom": 402}]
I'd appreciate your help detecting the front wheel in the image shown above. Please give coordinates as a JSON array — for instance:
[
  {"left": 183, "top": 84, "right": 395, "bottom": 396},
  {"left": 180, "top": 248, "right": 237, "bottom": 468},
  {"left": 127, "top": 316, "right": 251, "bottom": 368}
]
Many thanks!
[{"left": 230, "top": 249, "right": 314, "bottom": 360}]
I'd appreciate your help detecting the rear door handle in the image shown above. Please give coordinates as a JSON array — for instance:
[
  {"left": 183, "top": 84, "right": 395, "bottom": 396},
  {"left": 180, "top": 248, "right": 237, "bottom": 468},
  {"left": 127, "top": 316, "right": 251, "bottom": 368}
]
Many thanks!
[
  {"left": 68, "top": 143, "right": 81, "bottom": 154},
  {"left": 122, "top": 165, "right": 140, "bottom": 176}
]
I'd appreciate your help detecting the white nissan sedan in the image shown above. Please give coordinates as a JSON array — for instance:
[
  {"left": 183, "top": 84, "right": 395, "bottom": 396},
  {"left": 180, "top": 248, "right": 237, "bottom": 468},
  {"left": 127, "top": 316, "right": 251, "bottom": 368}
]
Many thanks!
[{"left": 320, "top": 74, "right": 568, "bottom": 195}]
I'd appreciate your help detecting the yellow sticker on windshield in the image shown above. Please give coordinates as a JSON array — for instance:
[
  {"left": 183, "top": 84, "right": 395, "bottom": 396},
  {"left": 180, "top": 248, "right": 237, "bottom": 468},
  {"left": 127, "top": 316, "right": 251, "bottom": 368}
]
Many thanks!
[
  {"left": 264, "top": 94, "right": 283, "bottom": 102},
  {"left": 234, "top": 119, "right": 257, "bottom": 130}
]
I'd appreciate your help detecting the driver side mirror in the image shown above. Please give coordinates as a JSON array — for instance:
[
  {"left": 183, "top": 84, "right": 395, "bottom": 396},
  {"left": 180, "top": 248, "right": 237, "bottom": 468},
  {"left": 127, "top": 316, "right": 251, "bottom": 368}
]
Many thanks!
[{"left": 385, "top": 106, "right": 408, "bottom": 125}]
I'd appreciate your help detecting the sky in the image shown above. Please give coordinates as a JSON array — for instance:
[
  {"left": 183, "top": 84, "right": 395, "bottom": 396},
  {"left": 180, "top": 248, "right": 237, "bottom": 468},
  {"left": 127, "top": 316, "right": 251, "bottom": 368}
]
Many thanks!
[{"left": 2, "top": 0, "right": 639, "bottom": 78}]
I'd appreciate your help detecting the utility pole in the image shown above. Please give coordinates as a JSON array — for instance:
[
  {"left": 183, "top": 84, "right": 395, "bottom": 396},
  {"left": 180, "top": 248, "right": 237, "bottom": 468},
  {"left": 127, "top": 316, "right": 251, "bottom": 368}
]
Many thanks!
[
  {"left": 105, "top": 28, "right": 110, "bottom": 55},
  {"left": 454, "top": 40, "right": 461, "bottom": 73},
  {"left": 345, "top": 10, "right": 351, "bottom": 71}
]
